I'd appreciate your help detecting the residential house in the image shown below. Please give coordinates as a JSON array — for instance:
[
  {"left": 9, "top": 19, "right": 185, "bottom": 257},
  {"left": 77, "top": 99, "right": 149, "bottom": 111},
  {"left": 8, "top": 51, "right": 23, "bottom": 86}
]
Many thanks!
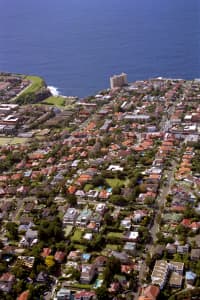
[
  {"left": 41, "top": 248, "right": 51, "bottom": 258},
  {"left": 76, "top": 208, "right": 92, "bottom": 227},
  {"left": 191, "top": 249, "right": 200, "bottom": 261},
  {"left": 108, "top": 281, "right": 121, "bottom": 293},
  {"left": 121, "top": 218, "right": 132, "bottom": 230},
  {"left": 36, "top": 271, "right": 49, "bottom": 283},
  {"left": 111, "top": 251, "right": 131, "bottom": 264},
  {"left": 25, "top": 228, "right": 38, "bottom": 245},
  {"left": 151, "top": 260, "right": 169, "bottom": 289},
  {"left": 139, "top": 285, "right": 160, "bottom": 300},
  {"left": 17, "top": 256, "right": 35, "bottom": 268},
  {"left": 169, "top": 272, "right": 183, "bottom": 288},
  {"left": 74, "top": 291, "right": 95, "bottom": 300},
  {"left": 54, "top": 251, "right": 66, "bottom": 263},
  {"left": 94, "top": 256, "right": 107, "bottom": 271},
  {"left": 185, "top": 271, "right": 197, "bottom": 285},
  {"left": 169, "top": 261, "right": 184, "bottom": 274},
  {"left": 133, "top": 210, "right": 147, "bottom": 223},
  {"left": 166, "top": 243, "right": 177, "bottom": 254},
  {"left": 0, "top": 272, "right": 15, "bottom": 292},
  {"left": 24, "top": 202, "right": 34, "bottom": 213},
  {"left": 56, "top": 288, "right": 71, "bottom": 300},
  {"left": 87, "top": 212, "right": 102, "bottom": 232},
  {"left": 63, "top": 208, "right": 79, "bottom": 226},
  {"left": 95, "top": 203, "right": 106, "bottom": 215},
  {"left": 75, "top": 190, "right": 86, "bottom": 199},
  {"left": 17, "top": 290, "right": 29, "bottom": 300},
  {"left": 190, "top": 222, "right": 200, "bottom": 232},
  {"left": 86, "top": 190, "right": 99, "bottom": 200},
  {"left": 124, "top": 231, "right": 139, "bottom": 242},
  {"left": 80, "top": 264, "right": 96, "bottom": 284},
  {"left": 123, "top": 242, "right": 136, "bottom": 255},
  {"left": 98, "top": 189, "right": 110, "bottom": 200},
  {"left": 67, "top": 250, "right": 81, "bottom": 261},
  {"left": 177, "top": 244, "right": 189, "bottom": 254}
]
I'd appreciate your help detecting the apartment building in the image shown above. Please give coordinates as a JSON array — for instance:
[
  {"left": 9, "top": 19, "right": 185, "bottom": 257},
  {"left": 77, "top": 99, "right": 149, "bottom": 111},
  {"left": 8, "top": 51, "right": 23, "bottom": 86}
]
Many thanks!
[
  {"left": 151, "top": 260, "right": 169, "bottom": 289},
  {"left": 110, "top": 73, "right": 127, "bottom": 89}
]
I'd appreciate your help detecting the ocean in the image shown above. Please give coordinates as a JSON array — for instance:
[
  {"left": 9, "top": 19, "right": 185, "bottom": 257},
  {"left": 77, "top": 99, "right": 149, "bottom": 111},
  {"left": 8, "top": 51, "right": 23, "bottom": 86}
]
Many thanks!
[{"left": 0, "top": 0, "right": 199, "bottom": 97}]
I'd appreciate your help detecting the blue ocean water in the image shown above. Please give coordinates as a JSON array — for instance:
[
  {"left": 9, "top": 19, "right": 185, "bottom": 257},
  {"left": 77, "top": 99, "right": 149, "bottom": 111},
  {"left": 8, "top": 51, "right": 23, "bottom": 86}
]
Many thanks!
[{"left": 0, "top": 0, "right": 199, "bottom": 97}]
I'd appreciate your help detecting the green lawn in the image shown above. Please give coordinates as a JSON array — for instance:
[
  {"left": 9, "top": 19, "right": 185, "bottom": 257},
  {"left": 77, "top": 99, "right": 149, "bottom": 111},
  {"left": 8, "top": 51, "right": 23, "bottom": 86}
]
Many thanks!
[
  {"left": 84, "top": 184, "right": 94, "bottom": 192},
  {"left": 43, "top": 96, "right": 77, "bottom": 109},
  {"left": 106, "top": 178, "right": 127, "bottom": 188},
  {"left": 106, "top": 232, "right": 123, "bottom": 239},
  {"left": 0, "top": 137, "right": 28, "bottom": 145},
  {"left": 73, "top": 283, "right": 93, "bottom": 290},
  {"left": 23, "top": 75, "right": 44, "bottom": 95},
  {"left": 71, "top": 229, "right": 83, "bottom": 243},
  {"left": 64, "top": 225, "right": 73, "bottom": 238},
  {"left": 14, "top": 75, "right": 46, "bottom": 104},
  {"left": 43, "top": 96, "right": 65, "bottom": 107},
  {"left": 73, "top": 244, "right": 87, "bottom": 251},
  {"left": 105, "top": 244, "right": 120, "bottom": 251}
]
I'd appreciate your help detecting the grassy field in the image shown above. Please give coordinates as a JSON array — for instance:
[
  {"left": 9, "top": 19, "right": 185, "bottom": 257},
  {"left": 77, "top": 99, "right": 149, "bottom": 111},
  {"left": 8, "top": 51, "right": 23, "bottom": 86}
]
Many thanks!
[
  {"left": 84, "top": 184, "right": 94, "bottom": 192},
  {"left": 22, "top": 75, "right": 44, "bottom": 95},
  {"left": 64, "top": 225, "right": 73, "bottom": 238},
  {"left": 105, "top": 244, "right": 120, "bottom": 251},
  {"left": 73, "top": 283, "right": 92, "bottom": 290},
  {"left": 107, "top": 232, "right": 123, "bottom": 239},
  {"left": 43, "top": 96, "right": 77, "bottom": 109},
  {"left": 0, "top": 137, "right": 28, "bottom": 145},
  {"left": 43, "top": 96, "right": 65, "bottom": 107},
  {"left": 106, "top": 178, "right": 127, "bottom": 188},
  {"left": 71, "top": 229, "right": 83, "bottom": 243},
  {"left": 25, "top": 75, "right": 44, "bottom": 92},
  {"left": 73, "top": 244, "right": 87, "bottom": 251},
  {"left": 13, "top": 75, "right": 45, "bottom": 104}
]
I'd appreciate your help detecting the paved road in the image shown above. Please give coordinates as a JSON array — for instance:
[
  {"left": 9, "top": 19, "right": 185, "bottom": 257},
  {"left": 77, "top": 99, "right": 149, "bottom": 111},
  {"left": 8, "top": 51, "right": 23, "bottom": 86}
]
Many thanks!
[
  {"left": 134, "top": 97, "right": 180, "bottom": 299},
  {"left": 12, "top": 197, "right": 25, "bottom": 223}
]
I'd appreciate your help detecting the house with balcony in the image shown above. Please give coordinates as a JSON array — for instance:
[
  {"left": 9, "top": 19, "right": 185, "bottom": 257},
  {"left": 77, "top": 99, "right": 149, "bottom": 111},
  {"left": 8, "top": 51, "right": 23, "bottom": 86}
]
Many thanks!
[
  {"left": 63, "top": 208, "right": 79, "bottom": 226},
  {"left": 80, "top": 264, "right": 96, "bottom": 284},
  {"left": 151, "top": 260, "right": 169, "bottom": 289}
]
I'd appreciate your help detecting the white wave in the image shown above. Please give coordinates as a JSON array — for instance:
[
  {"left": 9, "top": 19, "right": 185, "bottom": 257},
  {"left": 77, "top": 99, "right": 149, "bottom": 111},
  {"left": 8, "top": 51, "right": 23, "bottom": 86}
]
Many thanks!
[{"left": 48, "top": 86, "right": 60, "bottom": 96}]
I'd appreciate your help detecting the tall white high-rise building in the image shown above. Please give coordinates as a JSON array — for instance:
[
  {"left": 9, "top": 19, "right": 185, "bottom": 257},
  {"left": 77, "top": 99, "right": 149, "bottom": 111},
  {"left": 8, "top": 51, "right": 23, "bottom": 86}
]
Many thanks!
[{"left": 110, "top": 72, "right": 128, "bottom": 89}]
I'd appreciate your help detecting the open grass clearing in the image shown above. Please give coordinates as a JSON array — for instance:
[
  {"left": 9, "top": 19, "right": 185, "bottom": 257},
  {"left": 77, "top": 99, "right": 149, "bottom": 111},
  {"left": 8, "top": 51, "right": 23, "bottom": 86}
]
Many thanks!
[
  {"left": 73, "top": 244, "right": 87, "bottom": 251},
  {"left": 106, "top": 178, "right": 127, "bottom": 188},
  {"left": 73, "top": 283, "right": 92, "bottom": 290},
  {"left": 105, "top": 244, "right": 120, "bottom": 251},
  {"left": 0, "top": 137, "right": 28, "bottom": 145},
  {"left": 43, "top": 96, "right": 65, "bottom": 107},
  {"left": 43, "top": 96, "right": 77, "bottom": 109},
  {"left": 106, "top": 232, "right": 124, "bottom": 239},
  {"left": 84, "top": 184, "right": 94, "bottom": 192},
  {"left": 71, "top": 228, "right": 83, "bottom": 243},
  {"left": 64, "top": 225, "right": 73, "bottom": 238},
  {"left": 23, "top": 75, "right": 44, "bottom": 95}
]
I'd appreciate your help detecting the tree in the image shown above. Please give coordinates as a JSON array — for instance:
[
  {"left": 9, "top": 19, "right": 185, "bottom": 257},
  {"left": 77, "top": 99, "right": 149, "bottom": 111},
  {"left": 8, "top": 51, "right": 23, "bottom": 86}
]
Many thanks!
[
  {"left": 38, "top": 217, "right": 64, "bottom": 244},
  {"left": 12, "top": 262, "right": 29, "bottom": 280},
  {"left": 66, "top": 267, "right": 80, "bottom": 281},
  {"left": 13, "top": 279, "right": 25, "bottom": 295},
  {"left": 92, "top": 175, "right": 106, "bottom": 187},
  {"left": 89, "top": 234, "right": 104, "bottom": 251},
  {"left": 110, "top": 195, "right": 128, "bottom": 206},
  {"left": 104, "top": 212, "right": 113, "bottom": 226},
  {"left": 66, "top": 194, "right": 77, "bottom": 207},
  {"left": 103, "top": 256, "right": 121, "bottom": 286},
  {"left": 45, "top": 256, "right": 55, "bottom": 269},
  {"left": 0, "top": 262, "right": 7, "bottom": 275},
  {"left": 6, "top": 222, "right": 18, "bottom": 241},
  {"left": 96, "top": 286, "right": 109, "bottom": 300}
]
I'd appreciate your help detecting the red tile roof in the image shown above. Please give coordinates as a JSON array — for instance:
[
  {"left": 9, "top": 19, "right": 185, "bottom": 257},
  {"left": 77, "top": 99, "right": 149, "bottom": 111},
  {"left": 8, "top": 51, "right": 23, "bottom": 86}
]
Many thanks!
[{"left": 17, "top": 290, "right": 29, "bottom": 300}]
